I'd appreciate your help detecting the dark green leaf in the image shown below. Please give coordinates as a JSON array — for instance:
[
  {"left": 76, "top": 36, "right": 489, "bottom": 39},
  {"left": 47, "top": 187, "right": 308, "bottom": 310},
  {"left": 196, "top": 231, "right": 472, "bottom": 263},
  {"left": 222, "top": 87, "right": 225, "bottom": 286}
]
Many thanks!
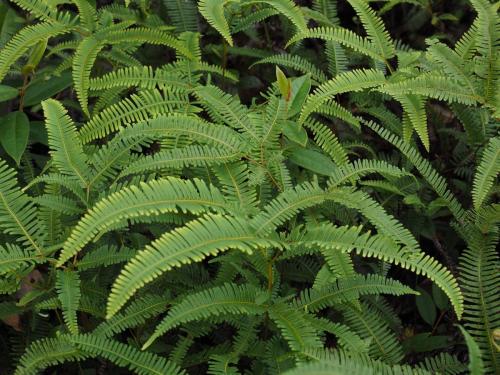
[{"left": 0, "top": 111, "right": 30, "bottom": 164}]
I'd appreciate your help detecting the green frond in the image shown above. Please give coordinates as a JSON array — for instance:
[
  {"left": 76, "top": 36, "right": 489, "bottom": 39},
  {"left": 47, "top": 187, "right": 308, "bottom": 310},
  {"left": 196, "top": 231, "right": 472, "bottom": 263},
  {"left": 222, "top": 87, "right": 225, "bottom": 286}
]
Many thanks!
[
  {"left": 94, "top": 294, "right": 169, "bottom": 338},
  {"left": 80, "top": 89, "right": 193, "bottom": 142},
  {"left": 426, "top": 39, "right": 479, "bottom": 97},
  {"left": 72, "top": 0, "right": 97, "bottom": 31},
  {"left": 347, "top": 0, "right": 395, "bottom": 60},
  {"left": 458, "top": 230, "right": 499, "bottom": 372},
  {"left": 249, "top": 0, "right": 308, "bottom": 34},
  {"left": 15, "top": 337, "right": 85, "bottom": 375},
  {"left": 163, "top": 0, "right": 198, "bottom": 32},
  {"left": 9, "top": 0, "right": 60, "bottom": 22},
  {"left": 287, "top": 27, "right": 385, "bottom": 62},
  {"left": 328, "top": 159, "right": 409, "bottom": 186},
  {"left": 316, "top": 100, "right": 361, "bottom": 129},
  {"left": 193, "top": 85, "right": 259, "bottom": 142},
  {"left": 211, "top": 162, "right": 258, "bottom": 212},
  {"left": 0, "top": 21, "right": 73, "bottom": 83},
  {"left": 111, "top": 115, "right": 245, "bottom": 152},
  {"left": 268, "top": 302, "right": 322, "bottom": 351},
  {"left": 107, "top": 214, "right": 280, "bottom": 318},
  {"left": 303, "top": 120, "right": 349, "bottom": 166},
  {"left": 416, "top": 353, "right": 468, "bottom": 375},
  {"left": 119, "top": 145, "right": 241, "bottom": 177},
  {"left": 327, "top": 187, "right": 420, "bottom": 250},
  {"left": 231, "top": 8, "right": 279, "bottom": 34},
  {"left": 459, "top": 326, "right": 485, "bottom": 375},
  {"left": 198, "top": 0, "right": 233, "bottom": 46},
  {"left": 325, "top": 41, "right": 348, "bottom": 77},
  {"left": 143, "top": 283, "right": 265, "bottom": 349},
  {"left": 341, "top": 302, "right": 403, "bottom": 364},
  {"left": 469, "top": 0, "right": 499, "bottom": 104},
  {"left": 251, "top": 181, "right": 326, "bottom": 236},
  {"left": 364, "top": 120, "right": 466, "bottom": 221},
  {"left": 32, "top": 194, "right": 82, "bottom": 215},
  {"left": 56, "top": 269, "right": 81, "bottom": 335},
  {"left": 392, "top": 94, "right": 429, "bottom": 150},
  {"left": 307, "top": 319, "right": 368, "bottom": 354},
  {"left": 472, "top": 137, "right": 500, "bottom": 210},
  {"left": 88, "top": 66, "right": 191, "bottom": 91},
  {"left": 77, "top": 246, "right": 135, "bottom": 270},
  {"left": 58, "top": 177, "right": 230, "bottom": 265},
  {"left": 251, "top": 54, "right": 327, "bottom": 83},
  {"left": 42, "top": 99, "right": 91, "bottom": 187},
  {"left": 104, "top": 28, "right": 192, "bottom": 58},
  {"left": 378, "top": 74, "right": 484, "bottom": 105},
  {"left": 72, "top": 35, "right": 104, "bottom": 116},
  {"left": 299, "top": 69, "right": 385, "bottom": 124},
  {"left": 66, "top": 334, "right": 187, "bottom": 375},
  {"left": 296, "top": 274, "right": 416, "bottom": 313},
  {"left": 0, "top": 243, "right": 36, "bottom": 275},
  {"left": 301, "top": 223, "right": 464, "bottom": 319},
  {"left": 0, "top": 160, "right": 45, "bottom": 254}
]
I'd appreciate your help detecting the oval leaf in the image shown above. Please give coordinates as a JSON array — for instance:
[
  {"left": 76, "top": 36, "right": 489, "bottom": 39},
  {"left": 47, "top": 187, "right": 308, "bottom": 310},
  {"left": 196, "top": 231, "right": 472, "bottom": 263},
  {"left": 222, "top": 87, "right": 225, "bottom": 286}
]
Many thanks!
[
  {"left": 0, "top": 84, "right": 18, "bottom": 103},
  {"left": 0, "top": 111, "right": 30, "bottom": 164}
]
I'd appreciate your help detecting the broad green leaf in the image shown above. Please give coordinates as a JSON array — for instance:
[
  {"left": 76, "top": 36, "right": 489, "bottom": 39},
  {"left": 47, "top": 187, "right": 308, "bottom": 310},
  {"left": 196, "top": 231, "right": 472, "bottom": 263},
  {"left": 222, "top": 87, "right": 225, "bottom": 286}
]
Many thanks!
[
  {"left": 288, "top": 146, "right": 337, "bottom": 176},
  {"left": 0, "top": 84, "right": 18, "bottom": 102},
  {"left": 416, "top": 288, "right": 437, "bottom": 326},
  {"left": 288, "top": 73, "right": 311, "bottom": 118},
  {"left": 283, "top": 121, "right": 308, "bottom": 146},
  {"left": 23, "top": 72, "right": 72, "bottom": 107},
  {"left": 0, "top": 111, "right": 29, "bottom": 164}
]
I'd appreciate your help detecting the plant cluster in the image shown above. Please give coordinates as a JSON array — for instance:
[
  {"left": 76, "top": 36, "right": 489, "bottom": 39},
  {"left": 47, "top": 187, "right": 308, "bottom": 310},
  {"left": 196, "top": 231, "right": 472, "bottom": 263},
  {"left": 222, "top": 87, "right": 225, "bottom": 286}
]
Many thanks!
[{"left": 0, "top": 0, "right": 498, "bottom": 374}]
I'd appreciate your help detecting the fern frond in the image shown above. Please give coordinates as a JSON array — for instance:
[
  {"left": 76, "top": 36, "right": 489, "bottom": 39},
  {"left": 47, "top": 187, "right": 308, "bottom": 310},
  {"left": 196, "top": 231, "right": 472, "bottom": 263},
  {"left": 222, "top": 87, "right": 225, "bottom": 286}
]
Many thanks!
[
  {"left": 42, "top": 99, "right": 90, "bottom": 187},
  {"left": 287, "top": 27, "right": 385, "bottom": 62},
  {"left": 251, "top": 181, "right": 326, "bottom": 236},
  {"left": 296, "top": 274, "right": 416, "bottom": 312},
  {"left": 56, "top": 270, "right": 81, "bottom": 335},
  {"left": 302, "top": 223, "right": 463, "bottom": 319},
  {"left": 199, "top": 0, "right": 233, "bottom": 45},
  {"left": 58, "top": 177, "right": 230, "bottom": 265},
  {"left": 88, "top": 66, "right": 191, "bottom": 91},
  {"left": 0, "top": 243, "right": 36, "bottom": 275},
  {"left": 250, "top": 0, "right": 308, "bottom": 33},
  {"left": 0, "top": 21, "right": 73, "bottom": 83},
  {"left": 251, "top": 54, "right": 327, "bottom": 83},
  {"left": 163, "top": 0, "right": 198, "bottom": 32},
  {"left": 378, "top": 74, "right": 484, "bottom": 105},
  {"left": 67, "top": 334, "right": 186, "bottom": 375},
  {"left": 459, "top": 230, "right": 499, "bottom": 372},
  {"left": 193, "top": 85, "right": 259, "bottom": 142},
  {"left": 72, "top": 35, "right": 104, "bottom": 116},
  {"left": 268, "top": 302, "right": 322, "bottom": 351},
  {"left": 299, "top": 69, "right": 385, "bottom": 124},
  {"left": 364, "top": 120, "right": 466, "bottom": 221},
  {"left": 119, "top": 145, "right": 241, "bottom": 177},
  {"left": 15, "top": 337, "right": 84, "bottom": 375},
  {"left": 459, "top": 326, "right": 485, "bottom": 375},
  {"left": 143, "top": 283, "right": 265, "bottom": 349},
  {"left": 341, "top": 302, "right": 403, "bottom": 364},
  {"left": 303, "top": 120, "right": 349, "bottom": 166},
  {"left": 472, "top": 137, "right": 500, "bottom": 210},
  {"left": 0, "top": 160, "right": 45, "bottom": 254},
  {"left": 77, "top": 246, "right": 135, "bottom": 270},
  {"left": 107, "top": 214, "right": 280, "bottom": 318},
  {"left": 80, "top": 89, "right": 193, "bottom": 142},
  {"left": 94, "top": 294, "right": 168, "bottom": 338},
  {"left": 328, "top": 159, "right": 409, "bottom": 186},
  {"left": 347, "top": 0, "right": 395, "bottom": 60}
]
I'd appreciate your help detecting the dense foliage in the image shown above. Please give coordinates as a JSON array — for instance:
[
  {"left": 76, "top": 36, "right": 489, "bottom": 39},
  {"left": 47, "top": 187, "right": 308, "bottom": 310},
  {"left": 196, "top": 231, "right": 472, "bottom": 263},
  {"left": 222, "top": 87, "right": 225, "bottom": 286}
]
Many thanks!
[{"left": 0, "top": 0, "right": 498, "bottom": 374}]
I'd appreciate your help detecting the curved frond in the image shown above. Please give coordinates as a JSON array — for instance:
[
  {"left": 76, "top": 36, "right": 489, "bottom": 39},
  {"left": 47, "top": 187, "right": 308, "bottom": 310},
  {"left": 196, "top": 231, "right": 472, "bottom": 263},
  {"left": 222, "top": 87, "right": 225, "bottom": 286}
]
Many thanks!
[
  {"left": 472, "top": 137, "right": 500, "bottom": 210},
  {"left": 107, "top": 214, "right": 280, "bottom": 318}
]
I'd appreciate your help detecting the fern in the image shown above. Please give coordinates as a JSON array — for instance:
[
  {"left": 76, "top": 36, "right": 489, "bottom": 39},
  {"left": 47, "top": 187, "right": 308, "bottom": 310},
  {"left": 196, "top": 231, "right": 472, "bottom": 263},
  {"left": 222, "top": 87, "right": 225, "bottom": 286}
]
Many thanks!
[
  {"left": 55, "top": 269, "right": 81, "bottom": 335},
  {"left": 472, "top": 137, "right": 500, "bottom": 210}
]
